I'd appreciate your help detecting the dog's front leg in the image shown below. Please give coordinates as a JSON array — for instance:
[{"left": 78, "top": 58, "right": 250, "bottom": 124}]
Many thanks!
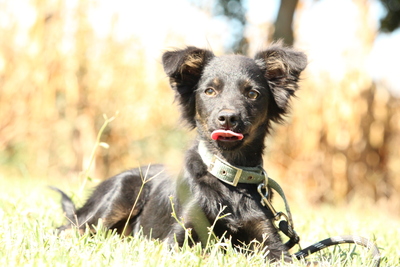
[
  {"left": 242, "top": 220, "right": 292, "bottom": 262},
  {"left": 167, "top": 201, "right": 212, "bottom": 247},
  {"left": 166, "top": 220, "right": 205, "bottom": 248}
]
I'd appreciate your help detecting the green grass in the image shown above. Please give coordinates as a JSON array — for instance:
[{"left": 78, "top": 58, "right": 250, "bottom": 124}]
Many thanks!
[{"left": 0, "top": 176, "right": 399, "bottom": 267}]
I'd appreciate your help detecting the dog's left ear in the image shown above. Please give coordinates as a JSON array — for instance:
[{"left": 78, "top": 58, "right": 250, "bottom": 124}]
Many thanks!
[
  {"left": 254, "top": 43, "right": 307, "bottom": 119},
  {"left": 162, "top": 46, "right": 215, "bottom": 127}
]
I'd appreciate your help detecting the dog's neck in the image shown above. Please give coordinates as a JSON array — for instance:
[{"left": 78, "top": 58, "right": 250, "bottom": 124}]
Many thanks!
[{"left": 198, "top": 139, "right": 264, "bottom": 167}]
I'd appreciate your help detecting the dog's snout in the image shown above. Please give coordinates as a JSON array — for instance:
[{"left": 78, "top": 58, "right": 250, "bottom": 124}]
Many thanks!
[{"left": 218, "top": 110, "right": 240, "bottom": 128}]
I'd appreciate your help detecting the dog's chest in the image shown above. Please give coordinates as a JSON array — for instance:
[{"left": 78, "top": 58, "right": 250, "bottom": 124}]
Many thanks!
[{"left": 198, "top": 182, "right": 270, "bottom": 224}]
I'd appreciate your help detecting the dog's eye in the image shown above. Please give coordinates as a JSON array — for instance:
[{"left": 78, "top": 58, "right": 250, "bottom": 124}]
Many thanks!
[
  {"left": 247, "top": 90, "right": 260, "bottom": 100},
  {"left": 204, "top": 88, "right": 217, "bottom": 96}
]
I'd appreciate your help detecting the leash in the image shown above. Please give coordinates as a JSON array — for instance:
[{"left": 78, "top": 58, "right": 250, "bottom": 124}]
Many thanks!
[
  {"left": 197, "top": 141, "right": 382, "bottom": 266},
  {"left": 257, "top": 179, "right": 300, "bottom": 249},
  {"left": 294, "top": 235, "right": 381, "bottom": 266},
  {"left": 260, "top": 182, "right": 381, "bottom": 267}
]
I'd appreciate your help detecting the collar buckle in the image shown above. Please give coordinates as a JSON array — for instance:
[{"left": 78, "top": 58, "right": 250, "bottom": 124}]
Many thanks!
[
  {"left": 209, "top": 155, "right": 242, "bottom": 186},
  {"left": 229, "top": 164, "right": 243, "bottom": 187}
]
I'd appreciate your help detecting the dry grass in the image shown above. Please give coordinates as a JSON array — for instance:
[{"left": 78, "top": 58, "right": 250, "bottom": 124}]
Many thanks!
[{"left": 1, "top": 0, "right": 399, "bottom": 209}]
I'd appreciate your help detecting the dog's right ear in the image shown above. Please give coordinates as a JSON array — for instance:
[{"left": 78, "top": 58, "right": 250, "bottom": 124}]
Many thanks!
[
  {"left": 162, "top": 47, "right": 214, "bottom": 127},
  {"left": 254, "top": 43, "right": 307, "bottom": 122}
]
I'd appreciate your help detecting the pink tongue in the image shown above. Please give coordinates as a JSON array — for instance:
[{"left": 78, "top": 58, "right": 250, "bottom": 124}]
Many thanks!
[{"left": 211, "top": 130, "right": 244, "bottom": 141}]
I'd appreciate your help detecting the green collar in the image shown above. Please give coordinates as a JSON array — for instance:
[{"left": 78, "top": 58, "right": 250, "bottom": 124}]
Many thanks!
[{"left": 198, "top": 141, "right": 267, "bottom": 186}]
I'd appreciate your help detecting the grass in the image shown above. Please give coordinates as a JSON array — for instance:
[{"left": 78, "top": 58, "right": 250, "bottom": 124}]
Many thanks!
[{"left": 0, "top": 175, "right": 399, "bottom": 267}]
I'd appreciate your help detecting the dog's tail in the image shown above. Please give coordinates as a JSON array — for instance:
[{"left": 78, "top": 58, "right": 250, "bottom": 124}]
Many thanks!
[{"left": 49, "top": 186, "right": 76, "bottom": 221}]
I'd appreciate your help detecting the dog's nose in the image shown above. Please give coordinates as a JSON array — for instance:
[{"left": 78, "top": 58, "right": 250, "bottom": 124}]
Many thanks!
[{"left": 218, "top": 110, "right": 240, "bottom": 128}]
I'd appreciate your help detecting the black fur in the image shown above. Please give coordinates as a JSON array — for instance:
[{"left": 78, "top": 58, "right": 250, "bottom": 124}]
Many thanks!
[{"left": 52, "top": 43, "right": 307, "bottom": 262}]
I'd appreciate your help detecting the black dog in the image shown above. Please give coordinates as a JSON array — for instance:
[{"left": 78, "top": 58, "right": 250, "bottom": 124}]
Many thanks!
[{"left": 53, "top": 43, "right": 307, "bottom": 261}]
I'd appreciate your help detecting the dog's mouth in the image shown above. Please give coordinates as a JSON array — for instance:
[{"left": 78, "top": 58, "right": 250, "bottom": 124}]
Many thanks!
[{"left": 211, "top": 130, "right": 244, "bottom": 142}]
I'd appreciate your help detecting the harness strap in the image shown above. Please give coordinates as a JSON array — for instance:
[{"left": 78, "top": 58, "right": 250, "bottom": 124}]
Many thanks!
[{"left": 176, "top": 170, "right": 211, "bottom": 246}]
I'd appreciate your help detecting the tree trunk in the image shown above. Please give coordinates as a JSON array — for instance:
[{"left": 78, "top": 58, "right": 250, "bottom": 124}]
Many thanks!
[{"left": 273, "top": 0, "right": 299, "bottom": 45}]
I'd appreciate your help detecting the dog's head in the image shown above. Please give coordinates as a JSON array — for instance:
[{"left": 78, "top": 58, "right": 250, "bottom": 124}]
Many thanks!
[{"left": 162, "top": 44, "right": 306, "bottom": 154}]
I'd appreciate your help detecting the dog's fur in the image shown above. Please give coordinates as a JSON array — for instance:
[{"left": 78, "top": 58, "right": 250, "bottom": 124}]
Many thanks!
[{"left": 53, "top": 43, "right": 307, "bottom": 261}]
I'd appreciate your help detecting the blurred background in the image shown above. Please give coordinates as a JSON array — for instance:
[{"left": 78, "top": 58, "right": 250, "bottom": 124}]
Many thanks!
[{"left": 0, "top": 0, "right": 399, "bottom": 210}]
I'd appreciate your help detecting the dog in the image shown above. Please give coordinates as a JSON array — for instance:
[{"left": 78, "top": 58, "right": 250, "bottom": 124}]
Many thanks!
[{"left": 53, "top": 43, "right": 307, "bottom": 262}]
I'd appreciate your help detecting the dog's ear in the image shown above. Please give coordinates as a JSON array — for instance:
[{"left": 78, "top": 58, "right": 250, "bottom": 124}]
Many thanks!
[
  {"left": 162, "top": 46, "right": 215, "bottom": 127},
  {"left": 254, "top": 43, "right": 307, "bottom": 120}
]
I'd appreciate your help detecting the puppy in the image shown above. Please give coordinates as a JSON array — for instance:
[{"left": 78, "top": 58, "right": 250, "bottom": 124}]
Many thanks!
[{"left": 53, "top": 43, "right": 307, "bottom": 262}]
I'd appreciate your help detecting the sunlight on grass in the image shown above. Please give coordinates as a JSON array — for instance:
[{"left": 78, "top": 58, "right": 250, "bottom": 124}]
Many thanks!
[{"left": 0, "top": 177, "right": 398, "bottom": 266}]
